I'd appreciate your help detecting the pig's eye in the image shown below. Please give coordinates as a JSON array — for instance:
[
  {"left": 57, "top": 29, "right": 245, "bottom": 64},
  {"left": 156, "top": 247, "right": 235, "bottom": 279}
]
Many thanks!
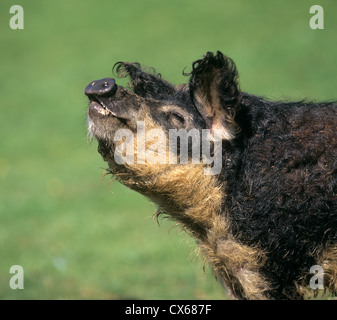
[{"left": 169, "top": 111, "right": 185, "bottom": 127}]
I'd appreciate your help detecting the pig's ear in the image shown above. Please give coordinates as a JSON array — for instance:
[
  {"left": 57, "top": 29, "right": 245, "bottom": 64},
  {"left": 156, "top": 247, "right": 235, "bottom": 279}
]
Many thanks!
[
  {"left": 188, "top": 51, "right": 241, "bottom": 140},
  {"left": 113, "top": 62, "right": 175, "bottom": 99}
]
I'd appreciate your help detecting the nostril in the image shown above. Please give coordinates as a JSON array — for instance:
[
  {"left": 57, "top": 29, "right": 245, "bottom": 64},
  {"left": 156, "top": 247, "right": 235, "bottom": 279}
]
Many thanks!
[{"left": 84, "top": 78, "right": 116, "bottom": 97}]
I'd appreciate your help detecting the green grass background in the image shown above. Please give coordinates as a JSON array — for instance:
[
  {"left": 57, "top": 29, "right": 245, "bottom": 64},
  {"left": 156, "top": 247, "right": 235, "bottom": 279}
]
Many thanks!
[{"left": 0, "top": 0, "right": 336, "bottom": 300}]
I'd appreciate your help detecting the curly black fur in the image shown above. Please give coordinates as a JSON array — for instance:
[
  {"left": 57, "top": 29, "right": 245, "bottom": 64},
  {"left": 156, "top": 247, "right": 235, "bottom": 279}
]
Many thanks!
[
  {"left": 188, "top": 51, "right": 241, "bottom": 114},
  {"left": 86, "top": 51, "right": 337, "bottom": 300},
  {"left": 113, "top": 62, "right": 175, "bottom": 99},
  {"left": 223, "top": 94, "right": 337, "bottom": 298}
]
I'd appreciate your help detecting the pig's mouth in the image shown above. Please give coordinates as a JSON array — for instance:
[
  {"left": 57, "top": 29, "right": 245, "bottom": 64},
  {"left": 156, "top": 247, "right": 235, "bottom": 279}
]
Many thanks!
[
  {"left": 88, "top": 96, "right": 136, "bottom": 124},
  {"left": 85, "top": 78, "right": 134, "bottom": 122},
  {"left": 89, "top": 98, "right": 114, "bottom": 116},
  {"left": 88, "top": 97, "right": 124, "bottom": 119}
]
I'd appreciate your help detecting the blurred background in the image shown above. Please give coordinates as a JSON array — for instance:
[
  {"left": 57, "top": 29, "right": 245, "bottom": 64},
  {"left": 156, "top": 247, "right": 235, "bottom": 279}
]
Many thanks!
[{"left": 0, "top": 0, "right": 336, "bottom": 299}]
